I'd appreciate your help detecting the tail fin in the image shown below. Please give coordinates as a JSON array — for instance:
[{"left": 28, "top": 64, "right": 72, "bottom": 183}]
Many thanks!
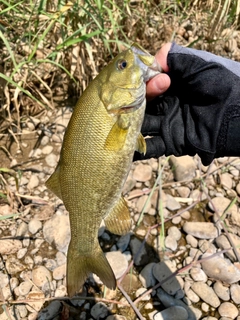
[{"left": 67, "top": 241, "right": 116, "bottom": 297}]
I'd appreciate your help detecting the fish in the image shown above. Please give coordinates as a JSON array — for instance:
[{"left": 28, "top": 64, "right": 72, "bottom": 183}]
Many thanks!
[{"left": 46, "top": 43, "right": 161, "bottom": 297}]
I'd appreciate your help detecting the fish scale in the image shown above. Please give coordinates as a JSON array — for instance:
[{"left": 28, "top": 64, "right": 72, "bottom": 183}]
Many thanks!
[{"left": 46, "top": 43, "right": 161, "bottom": 296}]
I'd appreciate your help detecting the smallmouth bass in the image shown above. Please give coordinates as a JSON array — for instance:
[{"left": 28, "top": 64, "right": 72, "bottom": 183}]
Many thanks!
[{"left": 46, "top": 43, "right": 161, "bottom": 296}]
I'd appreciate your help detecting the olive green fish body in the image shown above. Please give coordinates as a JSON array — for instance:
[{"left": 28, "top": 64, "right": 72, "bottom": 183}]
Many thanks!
[{"left": 46, "top": 44, "right": 161, "bottom": 296}]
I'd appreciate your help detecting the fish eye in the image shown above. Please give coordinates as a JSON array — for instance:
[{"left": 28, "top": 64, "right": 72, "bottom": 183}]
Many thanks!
[{"left": 117, "top": 59, "right": 127, "bottom": 70}]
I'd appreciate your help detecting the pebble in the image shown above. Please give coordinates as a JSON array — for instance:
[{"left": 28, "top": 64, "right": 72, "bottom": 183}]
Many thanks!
[
  {"left": 52, "top": 264, "right": 66, "bottom": 280},
  {"left": 133, "top": 163, "right": 152, "bottom": 182},
  {"left": 215, "top": 234, "right": 240, "bottom": 262},
  {"left": 214, "top": 281, "right": 230, "bottom": 301},
  {"left": 139, "top": 262, "right": 156, "bottom": 288},
  {"left": 130, "top": 237, "right": 147, "bottom": 266},
  {"left": 191, "top": 282, "right": 220, "bottom": 308},
  {"left": 105, "top": 251, "right": 128, "bottom": 279},
  {"left": 220, "top": 173, "right": 233, "bottom": 189},
  {"left": 186, "top": 234, "right": 198, "bottom": 248},
  {"left": 165, "top": 235, "right": 177, "bottom": 251},
  {"left": 41, "top": 145, "right": 53, "bottom": 155},
  {"left": 153, "top": 306, "right": 188, "bottom": 320},
  {"left": 32, "top": 266, "right": 52, "bottom": 287},
  {"left": 201, "top": 252, "right": 240, "bottom": 284},
  {"left": 55, "top": 284, "right": 67, "bottom": 297},
  {"left": 0, "top": 239, "right": 22, "bottom": 255},
  {"left": 90, "top": 302, "right": 109, "bottom": 319},
  {"left": 218, "top": 302, "right": 239, "bottom": 319},
  {"left": 169, "top": 155, "right": 196, "bottom": 181},
  {"left": 135, "top": 287, "right": 151, "bottom": 301},
  {"left": 230, "top": 283, "right": 240, "bottom": 304},
  {"left": 136, "top": 194, "right": 151, "bottom": 213},
  {"left": 43, "top": 214, "right": 70, "bottom": 253},
  {"left": 28, "top": 219, "right": 42, "bottom": 234},
  {"left": 45, "top": 153, "right": 58, "bottom": 167},
  {"left": 177, "top": 186, "right": 190, "bottom": 198},
  {"left": 183, "top": 222, "right": 218, "bottom": 239},
  {"left": 165, "top": 194, "right": 181, "bottom": 211},
  {"left": 153, "top": 261, "right": 181, "bottom": 295},
  {"left": 168, "top": 226, "right": 181, "bottom": 241},
  {"left": 190, "top": 267, "right": 207, "bottom": 282},
  {"left": 27, "top": 175, "right": 39, "bottom": 189},
  {"left": 38, "top": 301, "right": 62, "bottom": 320},
  {"left": 18, "top": 281, "right": 33, "bottom": 296},
  {"left": 116, "top": 233, "right": 131, "bottom": 252}
]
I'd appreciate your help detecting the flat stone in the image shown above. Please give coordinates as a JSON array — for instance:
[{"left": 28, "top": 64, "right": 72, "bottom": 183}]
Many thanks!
[
  {"left": 168, "top": 226, "right": 181, "bottom": 241},
  {"left": 136, "top": 195, "right": 151, "bottom": 213},
  {"left": 209, "top": 197, "right": 238, "bottom": 216},
  {"left": 220, "top": 173, "right": 233, "bottom": 189},
  {"left": 165, "top": 194, "right": 181, "bottom": 211},
  {"left": 169, "top": 155, "right": 196, "bottom": 181},
  {"left": 153, "top": 261, "right": 181, "bottom": 295},
  {"left": 165, "top": 236, "right": 177, "bottom": 251},
  {"left": 52, "top": 264, "right": 66, "bottom": 280},
  {"left": 130, "top": 237, "right": 148, "bottom": 266},
  {"left": 45, "top": 153, "right": 58, "bottom": 167},
  {"left": 191, "top": 282, "right": 220, "bottom": 308},
  {"left": 153, "top": 306, "right": 188, "bottom": 320},
  {"left": 201, "top": 252, "right": 240, "bottom": 284},
  {"left": 190, "top": 267, "right": 207, "bottom": 282},
  {"left": 183, "top": 222, "right": 218, "bottom": 239},
  {"left": 27, "top": 175, "right": 39, "bottom": 189},
  {"left": 177, "top": 186, "right": 190, "bottom": 198},
  {"left": 117, "top": 233, "right": 131, "bottom": 252},
  {"left": 18, "top": 281, "right": 33, "bottom": 296}
]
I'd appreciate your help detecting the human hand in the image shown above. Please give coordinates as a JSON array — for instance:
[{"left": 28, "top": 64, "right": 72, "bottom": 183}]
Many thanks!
[{"left": 137, "top": 42, "right": 240, "bottom": 165}]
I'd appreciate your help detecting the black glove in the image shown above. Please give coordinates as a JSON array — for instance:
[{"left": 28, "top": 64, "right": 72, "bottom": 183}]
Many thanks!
[{"left": 135, "top": 43, "right": 240, "bottom": 166}]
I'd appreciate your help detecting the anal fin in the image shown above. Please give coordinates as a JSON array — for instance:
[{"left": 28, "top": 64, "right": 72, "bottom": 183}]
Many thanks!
[
  {"left": 136, "top": 133, "right": 146, "bottom": 155},
  {"left": 104, "top": 196, "right": 132, "bottom": 235},
  {"left": 45, "top": 164, "right": 62, "bottom": 200}
]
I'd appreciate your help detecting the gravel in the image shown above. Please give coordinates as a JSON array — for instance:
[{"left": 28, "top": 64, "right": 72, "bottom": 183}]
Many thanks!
[{"left": 1, "top": 100, "right": 240, "bottom": 320}]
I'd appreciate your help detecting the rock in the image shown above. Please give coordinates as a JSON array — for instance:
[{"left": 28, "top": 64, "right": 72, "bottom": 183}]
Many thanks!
[
  {"left": 28, "top": 219, "right": 42, "bottom": 234},
  {"left": 43, "top": 214, "right": 70, "bottom": 253},
  {"left": 117, "top": 233, "right": 131, "bottom": 252},
  {"left": 153, "top": 261, "right": 182, "bottom": 295},
  {"left": 153, "top": 306, "right": 188, "bottom": 320},
  {"left": 38, "top": 301, "right": 62, "bottom": 320},
  {"left": 130, "top": 237, "right": 148, "bottom": 266},
  {"left": 106, "top": 316, "right": 127, "bottom": 320},
  {"left": 230, "top": 283, "right": 240, "bottom": 304},
  {"left": 0, "top": 273, "right": 9, "bottom": 288},
  {"left": 42, "top": 145, "right": 53, "bottom": 155},
  {"left": 32, "top": 266, "right": 52, "bottom": 288},
  {"left": 184, "top": 281, "right": 200, "bottom": 303},
  {"left": 0, "top": 238, "right": 22, "bottom": 255},
  {"left": 135, "top": 287, "right": 150, "bottom": 301},
  {"left": 56, "top": 252, "right": 67, "bottom": 266},
  {"left": 53, "top": 264, "right": 66, "bottom": 280},
  {"left": 136, "top": 195, "right": 151, "bottom": 213},
  {"left": 218, "top": 302, "right": 239, "bottom": 319},
  {"left": 90, "top": 302, "right": 109, "bottom": 319},
  {"left": 201, "top": 252, "right": 240, "bottom": 284},
  {"left": 165, "top": 236, "right": 177, "bottom": 251},
  {"left": 220, "top": 173, "right": 233, "bottom": 189},
  {"left": 139, "top": 262, "right": 156, "bottom": 288},
  {"left": 55, "top": 284, "right": 67, "bottom": 297},
  {"left": 5, "top": 256, "right": 25, "bottom": 274},
  {"left": 213, "top": 281, "right": 230, "bottom": 301},
  {"left": 183, "top": 222, "right": 218, "bottom": 239},
  {"left": 177, "top": 186, "right": 190, "bottom": 198},
  {"left": 18, "top": 281, "right": 32, "bottom": 296},
  {"left": 190, "top": 267, "right": 207, "bottom": 282},
  {"left": 17, "top": 248, "right": 28, "bottom": 259},
  {"left": 27, "top": 175, "right": 39, "bottom": 189},
  {"left": 209, "top": 197, "right": 238, "bottom": 216},
  {"left": 215, "top": 234, "right": 240, "bottom": 262},
  {"left": 169, "top": 156, "right": 196, "bottom": 181},
  {"left": 133, "top": 163, "right": 152, "bottom": 182},
  {"left": 191, "top": 282, "right": 220, "bottom": 308},
  {"left": 186, "top": 235, "right": 198, "bottom": 248},
  {"left": 105, "top": 251, "right": 128, "bottom": 279},
  {"left": 165, "top": 194, "right": 181, "bottom": 211},
  {"left": 45, "top": 153, "right": 58, "bottom": 167},
  {"left": 168, "top": 226, "right": 181, "bottom": 241},
  {"left": 26, "top": 291, "right": 45, "bottom": 312}
]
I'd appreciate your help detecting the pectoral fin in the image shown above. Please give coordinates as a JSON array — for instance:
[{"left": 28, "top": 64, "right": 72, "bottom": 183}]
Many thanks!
[
  {"left": 104, "top": 196, "right": 132, "bottom": 235},
  {"left": 136, "top": 133, "right": 146, "bottom": 155},
  {"left": 45, "top": 165, "right": 62, "bottom": 200},
  {"left": 104, "top": 120, "right": 128, "bottom": 151}
]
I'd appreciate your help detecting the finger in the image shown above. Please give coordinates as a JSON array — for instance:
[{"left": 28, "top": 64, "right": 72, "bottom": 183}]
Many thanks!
[
  {"left": 146, "top": 73, "right": 171, "bottom": 100},
  {"left": 141, "top": 114, "right": 161, "bottom": 136},
  {"left": 155, "top": 42, "right": 172, "bottom": 72}
]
